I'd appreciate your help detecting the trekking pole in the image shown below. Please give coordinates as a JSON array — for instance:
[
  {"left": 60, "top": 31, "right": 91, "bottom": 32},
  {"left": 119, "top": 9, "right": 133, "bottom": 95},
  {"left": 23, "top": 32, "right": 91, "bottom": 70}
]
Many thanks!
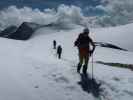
[{"left": 92, "top": 53, "right": 94, "bottom": 80}]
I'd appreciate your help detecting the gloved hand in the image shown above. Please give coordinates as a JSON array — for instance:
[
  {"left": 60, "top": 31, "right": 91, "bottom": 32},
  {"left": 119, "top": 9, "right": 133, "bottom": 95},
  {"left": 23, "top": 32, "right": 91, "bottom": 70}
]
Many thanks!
[{"left": 89, "top": 50, "right": 93, "bottom": 56}]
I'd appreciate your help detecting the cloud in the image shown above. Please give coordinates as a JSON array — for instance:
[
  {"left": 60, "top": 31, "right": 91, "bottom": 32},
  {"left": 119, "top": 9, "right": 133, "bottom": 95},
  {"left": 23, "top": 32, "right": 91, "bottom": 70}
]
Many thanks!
[
  {"left": 0, "top": 5, "right": 86, "bottom": 30},
  {"left": 0, "top": 1, "right": 133, "bottom": 30},
  {"left": 95, "top": 0, "right": 133, "bottom": 26},
  {"left": 95, "top": 5, "right": 107, "bottom": 12}
]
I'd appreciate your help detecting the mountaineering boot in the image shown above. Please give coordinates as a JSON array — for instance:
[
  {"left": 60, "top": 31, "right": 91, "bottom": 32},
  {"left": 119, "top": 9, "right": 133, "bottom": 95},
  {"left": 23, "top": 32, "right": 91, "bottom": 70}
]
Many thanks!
[
  {"left": 83, "top": 65, "right": 87, "bottom": 75},
  {"left": 77, "top": 63, "right": 82, "bottom": 73}
]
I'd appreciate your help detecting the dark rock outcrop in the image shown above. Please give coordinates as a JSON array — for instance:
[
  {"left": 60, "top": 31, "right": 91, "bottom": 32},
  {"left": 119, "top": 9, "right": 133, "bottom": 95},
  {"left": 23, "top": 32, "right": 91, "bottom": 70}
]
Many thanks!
[
  {"left": 0, "top": 26, "right": 18, "bottom": 37},
  {"left": 9, "top": 22, "right": 40, "bottom": 40},
  {"left": 94, "top": 42, "right": 127, "bottom": 51},
  {"left": 0, "top": 22, "right": 74, "bottom": 40},
  {"left": 96, "top": 61, "right": 133, "bottom": 71}
]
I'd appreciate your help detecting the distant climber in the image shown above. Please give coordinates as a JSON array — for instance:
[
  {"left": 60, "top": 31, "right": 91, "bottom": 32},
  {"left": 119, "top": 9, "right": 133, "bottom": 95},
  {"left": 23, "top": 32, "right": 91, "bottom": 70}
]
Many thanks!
[
  {"left": 74, "top": 28, "right": 95, "bottom": 74},
  {"left": 57, "top": 45, "right": 62, "bottom": 59},
  {"left": 53, "top": 40, "right": 57, "bottom": 49}
]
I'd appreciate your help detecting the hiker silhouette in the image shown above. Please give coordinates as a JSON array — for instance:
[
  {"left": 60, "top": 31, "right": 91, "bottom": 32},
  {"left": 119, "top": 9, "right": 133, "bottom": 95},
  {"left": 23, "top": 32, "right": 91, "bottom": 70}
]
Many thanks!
[
  {"left": 53, "top": 40, "right": 56, "bottom": 49},
  {"left": 78, "top": 74, "right": 102, "bottom": 98},
  {"left": 57, "top": 45, "right": 62, "bottom": 59},
  {"left": 74, "top": 28, "right": 95, "bottom": 74}
]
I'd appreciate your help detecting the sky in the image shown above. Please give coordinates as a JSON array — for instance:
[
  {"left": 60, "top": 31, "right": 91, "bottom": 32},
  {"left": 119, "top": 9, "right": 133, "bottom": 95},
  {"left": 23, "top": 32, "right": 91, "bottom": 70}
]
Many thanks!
[
  {"left": 0, "top": 0, "right": 101, "bottom": 8},
  {"left": 0, "top": 0, "right": 102, "bottom": 16}
]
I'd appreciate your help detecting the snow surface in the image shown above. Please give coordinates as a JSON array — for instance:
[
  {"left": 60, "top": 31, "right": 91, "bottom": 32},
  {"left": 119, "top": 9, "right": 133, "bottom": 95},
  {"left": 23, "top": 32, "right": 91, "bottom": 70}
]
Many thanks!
[
  {"left": 0, "top": 23, "right": 133, "bottom": 100},
  {"left": 91, "top": 23, "right": 133, "bottom": 52}
]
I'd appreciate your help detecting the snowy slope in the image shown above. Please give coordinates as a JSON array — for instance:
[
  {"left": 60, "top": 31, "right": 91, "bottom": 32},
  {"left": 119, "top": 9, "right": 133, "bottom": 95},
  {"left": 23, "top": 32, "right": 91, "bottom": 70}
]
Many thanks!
[
  {"left": 91, "top": 23, "right": 133, "bottom": 52},
  {"left": 0, "top": 24, "right": 133, "bottom": 100}
]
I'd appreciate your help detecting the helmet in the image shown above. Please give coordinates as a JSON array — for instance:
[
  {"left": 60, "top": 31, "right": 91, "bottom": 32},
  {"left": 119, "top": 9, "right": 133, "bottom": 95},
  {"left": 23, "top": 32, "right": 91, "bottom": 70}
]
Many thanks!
[{"left": 83, "top": 28, "right": 89, "bottom": 33}]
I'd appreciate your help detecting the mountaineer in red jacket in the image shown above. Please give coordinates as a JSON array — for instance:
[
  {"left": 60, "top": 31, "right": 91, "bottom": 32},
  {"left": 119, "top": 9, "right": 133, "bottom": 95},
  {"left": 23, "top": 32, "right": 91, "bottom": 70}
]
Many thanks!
[{"left": 74, "top": 28, "right": 95, "bottom": 74}]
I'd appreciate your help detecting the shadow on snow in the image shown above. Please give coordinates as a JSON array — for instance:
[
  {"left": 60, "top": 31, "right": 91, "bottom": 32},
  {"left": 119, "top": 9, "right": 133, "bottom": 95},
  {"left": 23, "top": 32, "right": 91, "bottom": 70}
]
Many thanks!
[{"left": 78, "top": 73, "right": 102, "bottom": 98}]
